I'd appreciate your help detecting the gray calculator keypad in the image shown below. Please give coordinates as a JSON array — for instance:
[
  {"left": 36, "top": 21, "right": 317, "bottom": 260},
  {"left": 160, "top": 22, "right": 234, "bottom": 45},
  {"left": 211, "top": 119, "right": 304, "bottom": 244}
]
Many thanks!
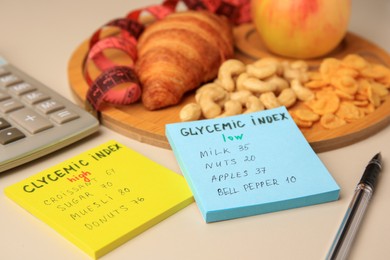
[
  {"left": 0, "top": 56, "right": 99, "bottom": 172},
  {"left": 0, "top": 66, "right": 82, "bottom": 143}
]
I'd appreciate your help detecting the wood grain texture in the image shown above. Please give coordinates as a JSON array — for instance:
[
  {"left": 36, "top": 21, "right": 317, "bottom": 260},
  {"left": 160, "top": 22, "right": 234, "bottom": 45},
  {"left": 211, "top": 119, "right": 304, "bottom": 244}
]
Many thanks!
[{"left": 67, "top": 23, "right": 390, "bottom": 152}]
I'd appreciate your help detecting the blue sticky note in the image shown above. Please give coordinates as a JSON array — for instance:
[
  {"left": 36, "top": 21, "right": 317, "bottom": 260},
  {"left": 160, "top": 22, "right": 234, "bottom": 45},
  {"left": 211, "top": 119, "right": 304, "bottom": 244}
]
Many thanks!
[{"left": 166, "top": 107, "right": 340, "bottom": 223}]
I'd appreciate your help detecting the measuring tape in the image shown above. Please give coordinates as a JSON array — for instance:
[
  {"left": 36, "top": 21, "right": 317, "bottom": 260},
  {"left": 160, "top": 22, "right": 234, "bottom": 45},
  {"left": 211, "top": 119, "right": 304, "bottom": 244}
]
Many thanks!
[{"left": 83, "top": 0, "right": 251, "bottom": 116}]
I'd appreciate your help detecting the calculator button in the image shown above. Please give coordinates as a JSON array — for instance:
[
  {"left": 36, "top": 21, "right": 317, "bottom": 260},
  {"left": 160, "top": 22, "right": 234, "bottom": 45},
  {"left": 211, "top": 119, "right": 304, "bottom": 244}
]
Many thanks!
[
  {"left": 50, "top": 109, "right": 80, "bottom": 124},
  {"left": 9, "top": 108, "right": 53, "bottom": 134},
  {"left": 0, "top": 99, "right": 24, "bottom": 113},
  {"left": 0, "top": 74, "right": 22, "bottom": 87},
  {"left": 36, "top": 99, "right": 64, "bottom": 114},
  {"left": 22, "top": 91, "right": 50, "bottom": 105},
  {"left": 8, "top": 82, "right": 36, "bottom": 95},
  {"left": 0, "top": 127, "right": 25, "bottom": 145},
  {"left": 0, "top": 90, "right": 11, "bottom": 101},
  {"left": 0, "top": 118, "right": 11, "bottom": 130}
]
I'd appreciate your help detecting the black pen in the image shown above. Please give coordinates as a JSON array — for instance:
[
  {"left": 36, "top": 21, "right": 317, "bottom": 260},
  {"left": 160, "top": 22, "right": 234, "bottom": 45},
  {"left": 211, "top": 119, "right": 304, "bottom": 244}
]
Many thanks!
[{"left": 326, "top": 153, "right": 383, "bottom": 260}]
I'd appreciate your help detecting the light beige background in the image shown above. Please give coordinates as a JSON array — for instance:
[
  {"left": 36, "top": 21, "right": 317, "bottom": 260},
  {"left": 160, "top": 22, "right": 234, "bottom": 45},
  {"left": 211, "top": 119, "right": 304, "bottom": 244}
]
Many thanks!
[{"left": 0, "top": 0, "right": 389, "bottom": 259}]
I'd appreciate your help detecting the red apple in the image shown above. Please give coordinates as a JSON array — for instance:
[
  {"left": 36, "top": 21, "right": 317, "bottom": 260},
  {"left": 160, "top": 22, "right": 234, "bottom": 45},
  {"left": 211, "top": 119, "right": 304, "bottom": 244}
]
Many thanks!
[{"left": 251, "top": 0, "right": 351, "bottom": 59}]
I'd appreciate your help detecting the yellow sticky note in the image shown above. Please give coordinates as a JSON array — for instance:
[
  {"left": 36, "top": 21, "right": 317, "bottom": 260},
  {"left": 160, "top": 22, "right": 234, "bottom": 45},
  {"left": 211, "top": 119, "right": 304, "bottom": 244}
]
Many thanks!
[{"left": 5, "top": 140, "right": 193, "bottom": 259}]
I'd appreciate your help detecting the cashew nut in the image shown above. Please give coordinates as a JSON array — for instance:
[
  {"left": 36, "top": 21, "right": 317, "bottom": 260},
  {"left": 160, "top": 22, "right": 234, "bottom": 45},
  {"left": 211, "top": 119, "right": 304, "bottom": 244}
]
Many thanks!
[
  {"left": 180, "top": 103, "right": 202, "bottom": 122},
  {"left": 236, "top": 72, "right": 250, "bottom": 91},
  {"left": 198, "top": 87, "right": 227, "bottom": 119},
  {"left": 253, "top": 57, "right": 283, "bottom": 76},
  {"left": 277, "top": 88, "right": 297, "bottom": 108},
  {"left": 290, "top": 60, "right": 309, "bottom": 71},
  {"left": 260, "top": 92, "right": 281, "bottom": 109},
  {"left": 217, "top": 100, "right": 243, "bottom": 118},
  {"left": 290, "top": 79, "right": 315, "bottom": 101},
  {"left": 229, "top": 90, "right": 253, "bottom": 104},
  {"left": 242, "top": 77, "right": 277, "bottom": 93},
  {"left": 265, "top": 75, "right": 289, "bottom": 93},
  {"left": 244, "top": 96, "right": 264, "bottom": 114},
  {"left": 246, "top": 63, "right": 277, "bottom": 79},
  {"left": 195, "top": 83, "right": 227, "bottom": 106},
  {"left": 282, "top": 61, "right": 309, "bottom": 83},
  {"left": 218, "top": 59, "right": 246, "bottom": 92}
]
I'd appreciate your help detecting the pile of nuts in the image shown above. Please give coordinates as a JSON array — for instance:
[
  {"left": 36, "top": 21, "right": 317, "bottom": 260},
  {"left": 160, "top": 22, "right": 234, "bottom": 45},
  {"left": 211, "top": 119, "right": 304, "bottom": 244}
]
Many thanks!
[{"left": 179, "top": 54, "right": 390, "bottom": 130}]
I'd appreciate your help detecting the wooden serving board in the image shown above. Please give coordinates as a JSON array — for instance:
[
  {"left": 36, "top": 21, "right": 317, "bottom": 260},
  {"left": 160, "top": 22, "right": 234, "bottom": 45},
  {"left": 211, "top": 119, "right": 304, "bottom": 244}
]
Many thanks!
[{"left": 68, "top": 23, "right": 390, "bottom": 152}]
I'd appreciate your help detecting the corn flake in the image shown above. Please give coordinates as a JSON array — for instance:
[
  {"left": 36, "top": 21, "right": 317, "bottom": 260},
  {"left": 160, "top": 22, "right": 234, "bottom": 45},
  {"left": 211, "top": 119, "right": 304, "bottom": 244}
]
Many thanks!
[
  {"left": 320, "top": 113, "right": 347, "bottom": 129},
  {"left": 360, "top": 64, "right": 390, "bottom": 79},
  {"left": 359, "top": 103, "right": 375, "bottom": 115},
  {"left": 320, "top": 58, "right": 341, "bottom": 76},
  {"left": 305, "top": 92, "right": 340, "bottom": 115},
  {"left": 304, "top": 79, "right": 329, "bottom": 89},
  {"left": 332, "top": 76, "right": 358, "bottom": 95},
  {"left": 336, "top": 102, "right": 364, "bottom": 122},
  {"left": 342, "top": 54, "right": 368, "bottom": 70},
  {"left": 290, "top": 111, "right": 313, "bottom": 128},
  {"left": 294, "top": 108, "right": 320, "bottom": 122},
  {"left": 371, "top": 81, "right": 389, "bottom": 98}
]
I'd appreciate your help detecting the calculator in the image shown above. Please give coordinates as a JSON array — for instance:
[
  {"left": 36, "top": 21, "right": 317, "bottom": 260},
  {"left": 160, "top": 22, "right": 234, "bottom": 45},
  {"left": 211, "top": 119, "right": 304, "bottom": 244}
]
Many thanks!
[{"left": 0, "top": 56, "right": 99, "bottom": 173}]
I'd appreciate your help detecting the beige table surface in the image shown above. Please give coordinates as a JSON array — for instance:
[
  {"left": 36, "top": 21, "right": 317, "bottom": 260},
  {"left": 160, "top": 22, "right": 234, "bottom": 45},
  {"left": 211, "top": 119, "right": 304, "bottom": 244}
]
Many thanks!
[{"left": 1, "top": 1, "right": 389, "bottom": 259}]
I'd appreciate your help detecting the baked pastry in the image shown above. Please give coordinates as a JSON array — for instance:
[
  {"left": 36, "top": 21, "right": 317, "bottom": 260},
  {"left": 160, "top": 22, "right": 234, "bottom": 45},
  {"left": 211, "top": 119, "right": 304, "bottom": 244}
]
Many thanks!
[{"left": 135, "top": 10, "right": 234, "bottom": 110}]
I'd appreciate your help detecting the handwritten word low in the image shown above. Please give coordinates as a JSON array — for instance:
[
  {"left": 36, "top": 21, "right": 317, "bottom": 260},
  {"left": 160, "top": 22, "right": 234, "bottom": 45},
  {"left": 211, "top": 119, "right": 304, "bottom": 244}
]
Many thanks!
[{"left": 222, "top": 133, "right": 244, "bottom": 142}]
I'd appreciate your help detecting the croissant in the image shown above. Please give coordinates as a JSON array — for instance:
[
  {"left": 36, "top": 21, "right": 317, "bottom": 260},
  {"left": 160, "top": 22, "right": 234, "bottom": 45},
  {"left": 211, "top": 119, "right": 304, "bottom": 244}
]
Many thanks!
[{"left": 135, "top": 10, "right": 234, "bottom": 110}]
